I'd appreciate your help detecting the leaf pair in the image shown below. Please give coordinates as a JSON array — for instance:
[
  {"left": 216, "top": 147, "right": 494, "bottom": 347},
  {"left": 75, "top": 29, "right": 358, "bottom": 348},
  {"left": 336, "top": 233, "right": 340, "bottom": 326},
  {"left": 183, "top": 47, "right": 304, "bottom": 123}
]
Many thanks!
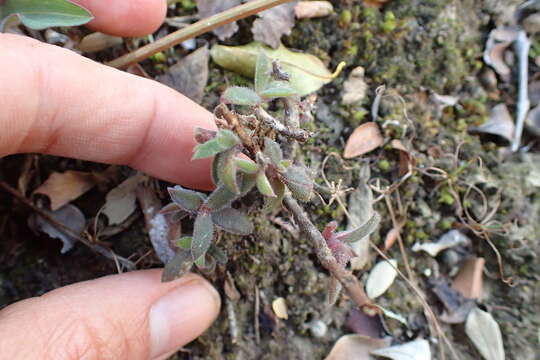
[{"left": 192, "top": 129, "right": 240, "bottom": 160}]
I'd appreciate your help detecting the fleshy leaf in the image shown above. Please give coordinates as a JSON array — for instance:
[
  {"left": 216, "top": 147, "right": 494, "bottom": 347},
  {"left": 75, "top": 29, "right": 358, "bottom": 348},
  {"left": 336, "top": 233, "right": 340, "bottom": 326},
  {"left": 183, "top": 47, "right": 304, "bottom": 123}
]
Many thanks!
[
  {"left": 205, "top": 183, "right": 238, "bottom": 211},
  {"left": 240, "top": 173, "right": 257, "bottom": 195},
  {"left": 235, "top": 157, "right": 259, "bottom": 174},
  {"left": 212, "top": 207, "right": 254, "bottom": 235},
  {"left": 176, "top": 236, "right": 192, "bottom": 249},
  {"left": 192, "top": 129, "right": 239, "bottom": 160},
  {"left": 263, "top": 138, "right": 283, "bottom": 165},
  {"left": 337, "top": 212, "right": 381, "bottom": 243},
  {"left": 162, "top": 250, "right": 194, "bottom": 282},
  {"left": 256, "top": 171, "right": 277, "bottom": 197},
  {"left": 218, "top": 149, "right": 240, "bottom": 194},
  {"left": 221, "top": 86, "right": 262, "bottom": 106},
  {"left": 216, "top": 129, "right": 241, "bottom": 148},
  {"left": 259, "top": 81, "right": 298, "bottom": 100},
  {"left": 255, "top": 52, "right": 272, "bottom": 93},
  {"left": 191, "top": 212, "right": 214, "bottom": 265},
  {"left": 282, "top": 165, "right": 313, "bottom": 201},
  {"left": 263, "top": 178, "right": 285, "bottom": 212},
  {"left": 1, "top": 0, "right": 93, "bottom": 30},
  {"left": 168, "top": 185, "right": 206, "bottom": 212},
  {"left": 195, "top": 253, "right": 216, "bottom": 273}
]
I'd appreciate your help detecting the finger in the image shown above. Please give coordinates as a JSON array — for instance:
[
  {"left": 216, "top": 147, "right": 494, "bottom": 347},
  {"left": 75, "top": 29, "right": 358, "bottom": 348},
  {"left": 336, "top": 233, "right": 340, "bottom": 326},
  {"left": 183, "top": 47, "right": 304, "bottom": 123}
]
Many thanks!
[
  {"left": 72, "top": 0, "right": 167, "bottom": 36},
  {"left": 0, "top": 34, "right": 216, "bottom": 190},
  {"left": 0, "top": 270, "right": 221, "bottom": 360}
]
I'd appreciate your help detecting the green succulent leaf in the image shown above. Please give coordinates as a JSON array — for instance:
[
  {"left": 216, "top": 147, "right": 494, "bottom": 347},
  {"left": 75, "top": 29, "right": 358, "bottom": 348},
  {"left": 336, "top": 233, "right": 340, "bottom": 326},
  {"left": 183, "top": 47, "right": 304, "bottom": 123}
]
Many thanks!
[
  {"left": 338, "top": 212, "right": 381, "bottom": 243},
  {"left": 162, "top": 250, "right": 193, "bottom": 282},
  {"left": 263, "top": 138, "right": 283, "bottom": 165},
  {"left": 176, "top": 236, "right": 192, "bottom": 249},
  {"left": 235, "top": 157, "right": 259, "bottom": 174},
  {"left": 1, "top": 0, "right": 93, "bottom": 30},
  {"left": 208, "top": 244, "right": 227, "bottom": 265},
  {"left": 282, "top": 165, "right": 313, "bottom": 201},
  {"left": 205, "top": 184, "right": 238, "bottom": 211},
  {"left": 211, "top": 207, "right": 254, "bottom": 235},
  {"left": 192, "top": 130, "right": 239, "bottom": 160},
  {"left": 218, "top": 149, "right": 240, "bottom": 194},
  {"left": 191, "top": 212, "right": 214, "bottom": 265},
  {"left": 259, "top": 81, "right": 298, "bottom": 100},
  {"left": 168, "top": 185, "right": 206, "bottom": 212},
  {"left": 263, "top": 178, "right": 285, "bottom": 212},
  {"left": 256, "top": 171, "right": 276, "bottom": 197},
  {"left": 255, "top": 52, "right": 272, "bottom": 93},
  {"left": 221, "top": 86, "right": 262, "bottom": 106},
  {"left": 216, "top": 129, "right": 241, "bottom": 148},
  {"left": 240, "top": 173, "right": 257, "bottom": 195}
]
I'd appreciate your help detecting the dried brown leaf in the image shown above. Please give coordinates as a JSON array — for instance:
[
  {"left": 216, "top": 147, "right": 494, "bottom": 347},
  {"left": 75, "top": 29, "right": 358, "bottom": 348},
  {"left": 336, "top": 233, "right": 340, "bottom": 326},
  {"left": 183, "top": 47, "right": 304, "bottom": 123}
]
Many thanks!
[
  {"left": 363, "top": 0, "right": 390, "bottom": 9},
  {"left": 294, "top": 1, "right": 333, "bottom": 19},
  {"left": 196, "top": 0, "right": 241, "bottom": 40},
  {"left": 251, "top": 1, "right": 298, "bottom": 49},
  {"left": 391, "top": 140, "right": 415, "bottom": 176},
  {"left": 343, "top": 122, "right": 384, "bottom": 159},
  {"left": 34, "top": 170, "right": 96, "bottom": 211},
  {"left": 103, "top": 175, "right": 145, "bottom": 225},
  {"left": 469, "top": 103, "right": 515, "bottom": 144},
  {"left": 452, "top": 257, "right": 485, "bottom": 300},
  {"left": 324, "top": 335, "right": 390, "bottom": 360},
  {"left": 78, "top": 32, "right": 122, "bottom": 53},
  {"left": 483, "top": 27, "right": 519, "bottom": 81}
]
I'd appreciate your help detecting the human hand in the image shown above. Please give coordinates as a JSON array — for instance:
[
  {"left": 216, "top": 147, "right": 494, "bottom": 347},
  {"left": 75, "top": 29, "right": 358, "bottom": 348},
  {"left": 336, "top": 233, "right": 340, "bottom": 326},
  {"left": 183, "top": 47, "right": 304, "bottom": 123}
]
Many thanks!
[{"left": 0, "top": 1, "right": 221, "bottom": 359}]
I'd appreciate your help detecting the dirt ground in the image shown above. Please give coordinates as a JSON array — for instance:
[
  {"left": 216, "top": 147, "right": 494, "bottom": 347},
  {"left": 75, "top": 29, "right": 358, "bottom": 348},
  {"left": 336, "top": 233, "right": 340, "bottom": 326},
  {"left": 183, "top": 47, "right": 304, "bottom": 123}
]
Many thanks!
[{"left": 1, "top": 1, "right": 539, "bottom": 359}]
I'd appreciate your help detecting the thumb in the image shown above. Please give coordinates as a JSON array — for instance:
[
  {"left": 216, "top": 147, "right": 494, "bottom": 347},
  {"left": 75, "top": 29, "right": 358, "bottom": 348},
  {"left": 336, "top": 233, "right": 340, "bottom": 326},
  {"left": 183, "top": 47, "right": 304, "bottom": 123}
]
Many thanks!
[{"left": 0, "top": 270, "right": 220, "bottom": 360}]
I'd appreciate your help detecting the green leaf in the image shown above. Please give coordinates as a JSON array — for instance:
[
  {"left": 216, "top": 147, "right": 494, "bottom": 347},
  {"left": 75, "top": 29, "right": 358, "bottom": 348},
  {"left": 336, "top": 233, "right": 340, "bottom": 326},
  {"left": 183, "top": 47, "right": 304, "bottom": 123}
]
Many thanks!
[
  {"left": 259, "top": 81, "right": 298, "bottom": 100},
  {"left": 176, "top": 236, "right": 192, "bottom": 249},
  {"left": 282, "top": 165, "right": 313, "bottom": 201},
  {"left": 240, "top": 173, "right": 257, "bottom": 195},
  {"left": 263, "top": 178, "right": 285, "bottom": 212},
  {"left": 235, "top": 157, "right": 259, "bottom": 174},
  {"left": 219, "top": 149, "right": 240, "bottom": 194},
  {"left": 191, "top": 212, "right": 214, "bottom": 265},
  {"left": 212, "top": 208, "right": 254, "bottom": 235},
  {"left": 338, "top": 212, "right": 381, "bottom": 243},
  {"left": 216, "top": 129, "right": 240, "bottom": 148},
  {"left": 205, "top": 184, "right": 238, "bottom": 211},
  {"left": 256, "top": 171, "right": 276, "bottom": 197},
  {"left": 192, "top": 129, "right": 239, "bottom": 160},
  {"left": 255, "top": 52, "right": 272, "bottom": 93},
  {"left": 221, "top": 86, "right": 261, "bottom": 106},
  {"left": 263, "top": 138, "right": 283, "bottom": 165},
  {"left": 1, "top": 0, "right": 93, "bottom": 30},
  {"left": 195, "top": 253, "right": 216, "bottom": 273},
  {"left": 168, "top": 185, "right": 206, "bottom": 212},
  {"left": 208, "top": 244, "right": 227, "bottom": 265},
  {"left": 211, "top": 42, "right": 337, "bottom": 96},
  {"left": 162, "top": 250, "right": 193, "bottom": 282}
]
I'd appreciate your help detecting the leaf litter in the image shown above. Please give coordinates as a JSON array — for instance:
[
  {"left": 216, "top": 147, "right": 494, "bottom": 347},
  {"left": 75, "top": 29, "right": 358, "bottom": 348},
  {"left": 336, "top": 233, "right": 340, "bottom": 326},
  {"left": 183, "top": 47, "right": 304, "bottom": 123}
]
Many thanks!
[
  {"left": 102, "top": 174, "right": 145, "bottom": 226},
  {"left": 465, "top": 308, "right": 505, "bottom": 360},
  {"left": 324, "top": 335, "right": 390, "bottom": 360},
  {"left": 251, "top": 0, "right": 297, "bottom": 49},
  {"left": 365, "top": 259, "right": 398, "bottom": 299}
]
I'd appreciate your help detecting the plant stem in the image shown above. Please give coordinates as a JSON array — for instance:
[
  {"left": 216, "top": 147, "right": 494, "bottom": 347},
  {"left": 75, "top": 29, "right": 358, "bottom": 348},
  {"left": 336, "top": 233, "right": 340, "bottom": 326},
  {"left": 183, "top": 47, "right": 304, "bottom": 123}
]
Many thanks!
[
  {"left": 107, "top": 0, "right": 295, "bottom": 69},
  {"left": 283, "top": 193, "right": 377, "bottom": 313}
]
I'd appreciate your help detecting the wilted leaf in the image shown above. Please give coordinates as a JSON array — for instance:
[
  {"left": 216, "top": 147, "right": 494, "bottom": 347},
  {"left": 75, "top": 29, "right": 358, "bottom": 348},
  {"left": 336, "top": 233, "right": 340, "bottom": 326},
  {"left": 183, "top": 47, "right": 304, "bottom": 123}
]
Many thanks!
[
  {"left": 338, "top": 212, "right": 380, "bottom": 244},
  {"left": 370, "top": 339, "right": 431, "bottom": 360},
  {"left": 465, "top": 308, "right": 505, "bottom": 360},
  {"left": 221, "top": 86, "right": 261, "bottom": 106},
  {"left": 235, "top": 157, "right": 259, "bottom": 174},
  {"left": 191, "top": 212, "right": 214, "bottom": 264},
  {"left": 256, "top": 171, "right": 277, "bottom": 197},
  {"left": 483, "top": 27, "right": 519, "bottom": 81},
  {"left": 103, "top": 175, "right": 144, "bottom": 225},
  {"left": 295, "top": 1, "right": 333, "bottom": 19},
  {"left": 325, "top": 335, "right": 390, "bottom": 360},
  {"left": 282, "top": 165, "right": 313, "bottom": 201},
  {"left": 30, "top": 204, "right": 85, "bottom": 254},
  {"left": 255, "top": 51, "right": 272, "bottom": 93},
  {"left": 263, "top": 178, "right": 285, "bottom": 212},
  {"left": 1, "top": 0, "right": 93, "bottom": 30},
  {"left": 452, "top": 257, "right": 485, "bottom": 300},
  {"left": 263, "top": 138, "right": 283, "bottom": 165},
  {"left": 259, "top": 81, "right": 298, "bottom": 100},
  {"left": 344, "top": 122, "right": 384, "bottom": 159},
  {"left": 168, "top": 185, "right": 206, "bottom": 212},
  {"left": 205, "top": 183, "right": 238, "bottom": 211},
  {"left": 212, "top": 207, "right": 254, "bottom": 235},
  {"left": 365, "top": 259, "right": 398, "bottom": 299},
  {"left": 272, "top": 297, "right": 288, "bottom": 319},
  {"left": 342, "top": 66, "right": 367, "bottom": 105},
  {"left": 195, "top": 0, "right": 241, "bottom": 40},
  {"left": 430, "top": 279, "right": 475, "bottom": 324},
  {"left": 211, "top": 42, "right": 336, "bottom": 96},
  {"left": 469, "top": 103, "right": 515, "bottom": 145},
  {"left": 412, "top": 229, "right": 470, "bottom": 257},
  {"left": 157, "top": 45, "right": 209, "bottom": 103},
  {"left": 162, "top": 250, "right": 193, "bottom": 282},
  {"left": 77, "top": 32, "right": 122, "bottom": 53},
  {"left": 33, "top": 170, "right": 96, "bottom": 211},
  {"left": 251, "top": 1, "right": 297, "bottom": 49}
]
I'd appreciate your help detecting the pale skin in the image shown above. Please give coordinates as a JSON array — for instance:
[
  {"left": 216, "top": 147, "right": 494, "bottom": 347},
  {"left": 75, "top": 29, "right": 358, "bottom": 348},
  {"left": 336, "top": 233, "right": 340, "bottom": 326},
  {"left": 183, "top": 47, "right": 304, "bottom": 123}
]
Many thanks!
[{"left": 0, "top": 1, "right": 222, "bottom": 359}]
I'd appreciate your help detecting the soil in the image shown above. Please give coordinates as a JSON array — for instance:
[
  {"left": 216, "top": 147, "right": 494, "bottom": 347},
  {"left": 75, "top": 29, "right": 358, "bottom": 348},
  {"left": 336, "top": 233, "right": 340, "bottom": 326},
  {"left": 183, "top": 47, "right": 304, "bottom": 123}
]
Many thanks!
[{"left": 1, "top": 1, "right": 539, "bottom": 359}]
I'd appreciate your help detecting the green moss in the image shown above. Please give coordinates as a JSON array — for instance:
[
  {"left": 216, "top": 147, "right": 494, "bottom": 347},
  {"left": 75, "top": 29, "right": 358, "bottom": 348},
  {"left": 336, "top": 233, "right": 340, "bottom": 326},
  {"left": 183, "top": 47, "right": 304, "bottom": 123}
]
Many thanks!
[
  {"left": 378, "top": 159, "right": 391, "bottom": 172},
  {"left": 381, "top": 11, "right": 397, "bottom": 33},
  {"left": 339, "top": 10, "right": 352, "bottom": 28}
]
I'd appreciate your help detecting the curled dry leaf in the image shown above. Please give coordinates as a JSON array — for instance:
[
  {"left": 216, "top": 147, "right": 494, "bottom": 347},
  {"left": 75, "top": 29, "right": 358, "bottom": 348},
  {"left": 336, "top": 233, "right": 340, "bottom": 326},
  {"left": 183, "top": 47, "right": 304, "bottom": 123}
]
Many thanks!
[
  {"left": 294, "top": 1, "right": 333, "bottom": 19},
  {"left": 272, "top": 297, "right": 288, "bottom": 319},
  {"left": 33, "top": 170, "right": 96, "bottom": 211},
  {"left": 365, "top": 259, "right": 398, "bottom": 299},
  {"left": 452, "top": 257, "right": 485, "bottom": 300},
  {"left": 465, "top": 308, "right": 505, "bottom": 360},
  {"left": 525, "top": 104, "right": 540, "bottom": 137},
  {"left": 324, "top": 335, "right": 390, "bottom": 360},
  {"left": 157, "top": 45, "right": 209, "bottom": 103},
  {"left": 346, "top": 307, "right": 385, "bottom": 338},
  {"left": 78, "top": 32, "right": 122, "bottom": 53},
  {"left": 412, "top": 229, "right": 470, "bottom": 257},
  {"left": 196, "top": 0, "right": 241, "bottom": 40},
  {"left": 342, "top": 66, "right": 367, "bottom": 105},
  {"left": 103, "top": 175, "right": 145, "bottom": 225},
  {"left": 483, "top": 27, "right": 519, "bottom": 81},
  {"left": 370, "top": 339, "right": 431, "bottom": 360},
  {"left": 343, "top": 122, "right": 384, "bottom": 159},
  {"left": 430, "top": 279, "right": 475, "bottom": 324},
  {"left": 469, "top": 103, "right": 515, "bottom": 145},
  {"left": 251, "top": 1, "right": 297, "bottom": 49},
  {"left": 391, "top": 140, "right": 415, "bottom": 176}
]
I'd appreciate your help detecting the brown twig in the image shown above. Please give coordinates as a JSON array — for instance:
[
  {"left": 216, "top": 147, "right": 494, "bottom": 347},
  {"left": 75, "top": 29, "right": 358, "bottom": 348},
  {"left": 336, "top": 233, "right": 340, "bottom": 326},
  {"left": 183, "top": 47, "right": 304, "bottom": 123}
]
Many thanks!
[
  {"left": 255, "top": 107, "right": 313, "bottom": 142},
  {"left": 107, "top": 0, "right": 295, "bottom": 69},
  {"left": 283, "top": 193, "right": 377, "bottom": 313},
  {"left": 216, "top": 104, "right": 258, "bottom": 155},
  {"left": 0, "top": 181, "right": 135, "bottom": 270}
]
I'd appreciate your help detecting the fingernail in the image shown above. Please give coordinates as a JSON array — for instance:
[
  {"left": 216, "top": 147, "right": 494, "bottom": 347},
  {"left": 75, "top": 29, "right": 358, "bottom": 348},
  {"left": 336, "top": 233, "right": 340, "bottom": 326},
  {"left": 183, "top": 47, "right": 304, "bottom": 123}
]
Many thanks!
[{"left": 149, "top": 279, "right": 220, "bottom": 359}]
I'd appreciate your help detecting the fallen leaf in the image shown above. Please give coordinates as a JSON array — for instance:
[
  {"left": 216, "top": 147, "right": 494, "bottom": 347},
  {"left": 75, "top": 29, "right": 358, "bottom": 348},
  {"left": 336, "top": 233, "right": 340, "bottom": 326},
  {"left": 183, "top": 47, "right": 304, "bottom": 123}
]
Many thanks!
[
  {"left": 469, "top": 103, "right": 515, "bottom": 145},
  {"left": 346, "top": 308, "right": 385, "bottom": 338},
  {"left": 324, "top": 335, "right": 390, "bottom": 360},
  {"left": 342, "top": 66, "right": 368, "bottom": 105},
  {"left": 465, "top": 308, "right": 505, "bottom": 360},
  {"left": 343, "top": 122, "right": 384, "bottom": 159},
  {"left": 412, "top": 229, "right": 470, "bottom": 257},
  {"left": 452, "top": 257, "right": 485, "bottom": 300},
  {"left": 157, "top": 45, "right": 209, "bottom": 103},
  {"left": 30, "top": 204, "right": 86, "bottom": 253},
  {"left": 272, "top": 297, "right": 288, "bottom": 319},
  {"left": 370, "top": 339, "right": 431, "bottom": 360},
  {"left": 483, "top": 27, "right": 519, "bottom": 81},
  {"left": 383, "top": 227, "right": 401, "bottom": 251},
  {"left": 365, "top": 259, "right": 398, "bottom": 299},
  {"left": 391, "top": 140, "right": 415, "bottom": 176},
  {"left": 103, "top": 175, "right": 145, "bottom": 225},
  {"left": 196, "top": 0, "right": 241, "bottom": 40},
  {"left": 211, "top": 41, "right": 337, "bottom": 96},
  {"left": 295, "top": 1, "right": 333, "bottom": 19},
  {"left": 77, "top": 32, "right": 122, "bottom": 53},
  {"left": 429, "top": 279, "right": 475, "bottom": 324},
  {"left": 33, "top": 170, "right": 96, "bottom": 211},
  {"left": 251, "top": 1, "right": 297, "bottom": 49},
  {"left": 525, "top": 104, "right": 540, "bottom": 138}
]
